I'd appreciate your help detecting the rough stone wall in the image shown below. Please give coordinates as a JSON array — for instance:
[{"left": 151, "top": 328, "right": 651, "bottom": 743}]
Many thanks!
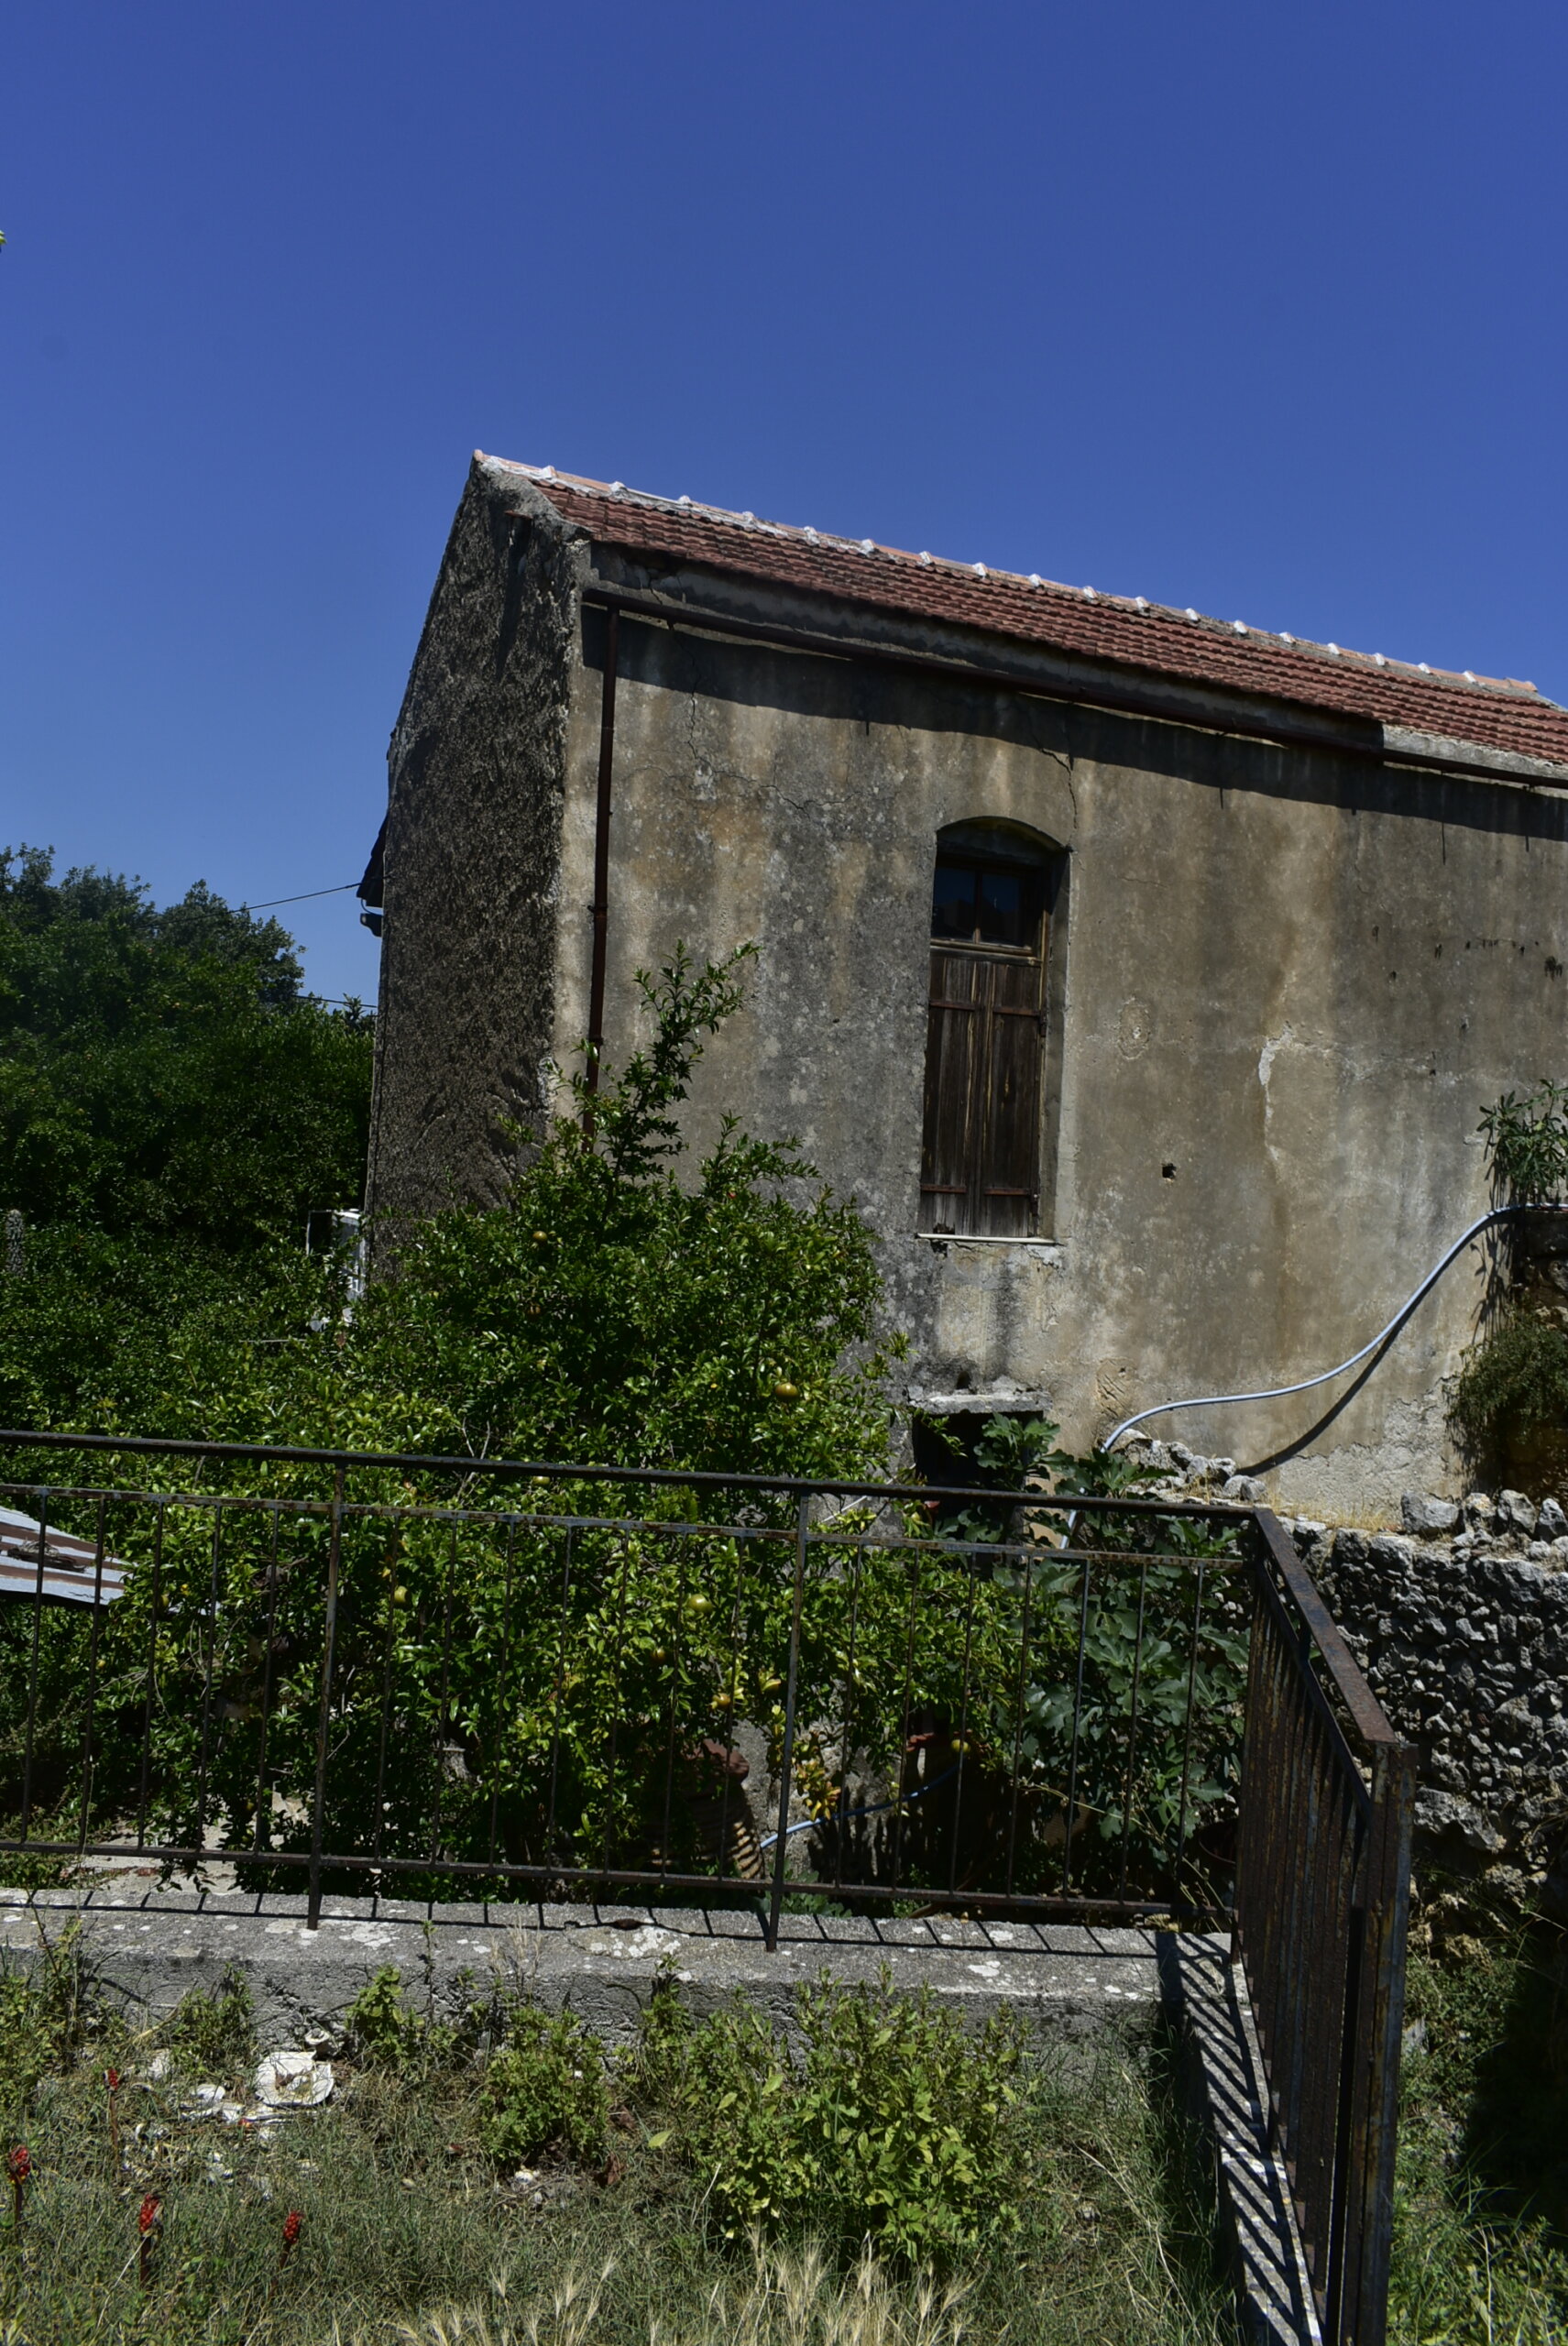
[
  {"left": 365, "top": 466, "right": 580, "bottom": 1232},
  {"left": 1284, "top": 1504, "right": 1568, "bottom": 1897}
]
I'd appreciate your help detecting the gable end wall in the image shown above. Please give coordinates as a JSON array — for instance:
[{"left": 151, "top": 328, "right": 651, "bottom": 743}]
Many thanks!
[{"left": 365, "top": 466, "right": 580, "bottom": 1230}]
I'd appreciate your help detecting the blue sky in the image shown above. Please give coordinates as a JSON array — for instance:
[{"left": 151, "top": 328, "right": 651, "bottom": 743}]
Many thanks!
[{"left": 4, "top": 2, "right": 1565, "bottom": 1003}]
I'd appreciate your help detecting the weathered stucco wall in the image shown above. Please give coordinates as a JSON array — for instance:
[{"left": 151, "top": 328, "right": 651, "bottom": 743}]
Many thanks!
[{"left": 368, "top": 469, "right": 1568, "bottom": 1515}]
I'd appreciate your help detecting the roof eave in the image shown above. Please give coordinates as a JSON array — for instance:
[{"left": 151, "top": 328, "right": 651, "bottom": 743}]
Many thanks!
[{"left": 577, "top": 564, "right": 1568, "bottom": 793}]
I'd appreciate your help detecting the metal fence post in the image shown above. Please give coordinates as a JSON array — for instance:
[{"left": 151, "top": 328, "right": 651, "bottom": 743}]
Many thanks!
[
  {"left": 1339, "top": 1737, "right": 1416, "bottom": 2346},
  {"left": 306, "top": 1465, "right": 345, "bottom": 1931},
  {"left": 765, "top": 1496, "right": 810, "bottom": 1952}
]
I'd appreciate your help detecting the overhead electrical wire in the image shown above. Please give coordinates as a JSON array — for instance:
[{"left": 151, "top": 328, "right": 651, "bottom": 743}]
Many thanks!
[{"left": 241, "top": 883, "right": 360, "bottom": 911}]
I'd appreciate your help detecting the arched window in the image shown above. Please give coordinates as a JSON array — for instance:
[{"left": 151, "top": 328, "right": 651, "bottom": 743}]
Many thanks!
[{"left": 919, "top": 823, "right": 1058, "bottom": 1237}]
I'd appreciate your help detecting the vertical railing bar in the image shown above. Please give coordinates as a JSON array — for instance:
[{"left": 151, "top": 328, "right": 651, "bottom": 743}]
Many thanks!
[
  {"left": 1287, "top": 1732, "right": 1332, "bottom": 2266},
  {"left": 1298, "top": 1774, "right": 1355, "bottom": 2304},
  {"left": 543, "top": 1527, "right": 576, "bottom": 1853},
  {"left": 74, "top": 1492, "right": 110, "bottom": 1856},
  {"left": 1233, "top": 1540, "right": 1273, "bottom": 1954},
  {"left": 1323, "top": 1814, "right": 1367, "bottom": 2341},
  {"left": 1116, "top": 1558, "right": 1149, "bottom": 1901},
  {"left": 888, "top": 1548, "right": 922, "bottom": 1897},
  {"left": 1243, "top": 1526, "right": 1288, "bottom": 1938},
  {"left": 1266, "top": 1632, "right": 1301, "bottom": 2058},
  {"left": 136, "top": 1501, "right": 167, "bottom": 1851},
  {"left": 250, "top": 1503, "right": 283, "bottom": 1856},
  {"left": 1004, "top": 1548, "right": 1035, "bottom": 1900},
  {"left": 659, "top": 1530, "right": 690, "bottom": 1884},
  {"left": 1238, "top": 1562, "right": 1291, "bottom": 2094},
  {"left": 485, "top": 1518, "right": 520, "bottom": 1877},
  {"left": 192, "top": 1509, "right": 225, "bottom": 1872},
  {"left": 306, "top": 1465, "right": 345, "bottom": 1930},
  {"left": 712, "top": 1533, "right": 750, "bottom": 1888},
  {"left": 1061, "top": 1555, "right": 1093, "bottom": 1895},
  {"left": 764, "top": 1498, "right": 810, "bottom": 1953},
  {"left": 1255, "top": 1607, "right": 1299, "bottom": 2087},
  {"left": 1278, "top": 1688, "right": 1324, "bottom": 2197},
  {"left": 1342, "top": 1738, "right": 1414, "bottom": 2346},
  {"left": 946, "top": 1546, "right": 981, "bottom": 1897},
  {"left": 369, "top": 1529, "right": 400, "bottom": 1876},
  {"left": 1304, "top": 1723, "right": 1355, "bottom": 2240},
  {"left": 1272, "top": 1678, "right": 1312, "bottom": 2187},
  {"left": 598, "top": 1532, "right": 638, "bottom": 1876},
  {"left": 1171, "top": 1560, "right": 1206, "bottom": 1897},
  {"left": 18, "top": 1486, "right": 49, "bottom": 1840},
  {"left": 832, "top": 1548, "right": 865, "bottom": 1894},
  {"left": 429, "top": 1518, "right": 459, "bottom": 1864}
]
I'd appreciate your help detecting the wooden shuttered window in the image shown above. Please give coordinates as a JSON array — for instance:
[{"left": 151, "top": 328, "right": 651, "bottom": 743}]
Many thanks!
[{"left": 919, "top": 857, "right": 1047, "bottom": 1237}]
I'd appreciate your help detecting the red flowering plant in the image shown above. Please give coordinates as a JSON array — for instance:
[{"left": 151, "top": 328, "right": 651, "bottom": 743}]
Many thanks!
[
  {"left": 6, "top": 2143, "right": 28, "bottom": 2229},
  {"left": 264, "top": 2209, "right": 305, "bottom": 2311},
  {"left": 137, "top": 2193, "right": 162, "bottom": 2291}
]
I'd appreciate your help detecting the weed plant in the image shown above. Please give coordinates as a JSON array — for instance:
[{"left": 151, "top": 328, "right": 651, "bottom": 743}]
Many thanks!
[
  {"left": 1478, "top": 1080, "right": 1568, "bottom": 1204},
  {"left": 164, "top": 1963, "right": 258, "bottom": 2082},
  {"left": 623, "top": 1967, "right": 1023, "bottom": 2260},
  {"left": 479, "top": 2006, "right": 611, "bottom": 2170},
  {"left": 1448, "top": 1310, "right": 1568, "bottom": 1461}
]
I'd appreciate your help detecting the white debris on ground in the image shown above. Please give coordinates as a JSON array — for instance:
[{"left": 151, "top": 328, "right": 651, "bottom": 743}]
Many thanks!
[
  {"left": 253, "top": 2050, "right": 334, "bottom": 2108},
  {"left": 175, "top": 2050, "right": 334, "bottom": 2130}
]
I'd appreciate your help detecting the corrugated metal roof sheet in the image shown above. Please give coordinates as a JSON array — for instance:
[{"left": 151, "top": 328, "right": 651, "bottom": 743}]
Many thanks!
[{"left": 0, "top": 1507, "right": 130, "bottom": 1607}]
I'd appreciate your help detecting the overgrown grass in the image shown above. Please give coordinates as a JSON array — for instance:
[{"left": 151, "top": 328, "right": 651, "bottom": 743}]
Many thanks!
[
  {"left": 0, "top": 1943, "right": 1233, "bottom": 2344},
  {"left": 1390, "top": 1915, "right": 1568, "bottom": 2343},
  {"left": 16, "top": 1914, "right": 1568, "bottom": 2342}
]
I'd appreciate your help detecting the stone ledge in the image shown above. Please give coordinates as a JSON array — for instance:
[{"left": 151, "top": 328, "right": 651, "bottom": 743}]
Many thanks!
[{"left": 0, "top": 1883, "right": 1169, "bottom": 2047}]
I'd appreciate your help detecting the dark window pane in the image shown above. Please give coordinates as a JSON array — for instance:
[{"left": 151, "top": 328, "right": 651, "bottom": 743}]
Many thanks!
[
  {"left": 931, "top": 862, "right": 977, "bottom": 939},
  {"left": 978, "top": 869, "right": 1025, "bottom": 945}
]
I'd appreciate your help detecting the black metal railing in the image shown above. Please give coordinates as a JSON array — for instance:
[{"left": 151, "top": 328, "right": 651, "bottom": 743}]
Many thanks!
[
  {"left": 1235, "top": 1511, "right": 1415, "bottom": 2346},
  {"left": 0, "top": 1430, "right": 1411, "bottom": 2341}
]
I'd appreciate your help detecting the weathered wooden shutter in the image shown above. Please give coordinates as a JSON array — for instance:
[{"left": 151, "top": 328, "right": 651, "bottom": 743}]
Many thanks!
[
  {"left": 922, "top": 948, "right": 984, "bottom": 1232},
  {"left": 978, "top": 951, "right": 1043, "bottom": 1236},
  {"left": 920, "top": 931, "right": 1045, "bottom": 1235}
]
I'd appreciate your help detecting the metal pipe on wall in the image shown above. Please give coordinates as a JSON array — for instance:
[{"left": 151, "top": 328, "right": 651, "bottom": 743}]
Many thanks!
[{"left": 582, "top": 605, "right": 620, "bottom": 1125}]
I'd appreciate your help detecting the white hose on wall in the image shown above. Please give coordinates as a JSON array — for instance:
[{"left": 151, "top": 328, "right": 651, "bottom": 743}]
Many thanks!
[{"left": 1101, "top": 1200, "right": 1568, "bottom": 1457}]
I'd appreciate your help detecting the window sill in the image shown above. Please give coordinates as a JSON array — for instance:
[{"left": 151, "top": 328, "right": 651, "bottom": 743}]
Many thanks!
[{"left": 918, "top": 1233, "right": 1062, "bottom": 1250}]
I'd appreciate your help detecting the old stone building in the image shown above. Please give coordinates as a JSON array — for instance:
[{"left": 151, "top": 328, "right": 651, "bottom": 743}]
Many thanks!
[{"left": 359, "top": 454, "right": 1568, "bottom": 1515}]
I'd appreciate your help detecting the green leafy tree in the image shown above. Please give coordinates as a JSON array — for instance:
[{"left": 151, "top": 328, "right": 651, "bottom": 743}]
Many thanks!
[
  {"left": 0, "top": 844, "right": 371, "bottom": 1251},
  {"left": 0, "top": 948, "right": 912, "bottom": 1889},
  {"left": 333, "top": 947, "right": 892, "bottom": 1480}
]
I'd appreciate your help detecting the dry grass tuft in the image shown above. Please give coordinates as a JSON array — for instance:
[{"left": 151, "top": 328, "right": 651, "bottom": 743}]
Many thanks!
[{"left": 383, "top": 2239, "right": 970, "bottom": 2346}]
